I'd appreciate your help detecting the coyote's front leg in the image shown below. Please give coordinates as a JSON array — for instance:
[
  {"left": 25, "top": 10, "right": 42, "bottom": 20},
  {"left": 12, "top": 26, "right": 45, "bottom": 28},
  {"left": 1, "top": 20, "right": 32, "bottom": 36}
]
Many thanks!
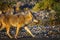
[
  {"left": 24, "top": 26, "right": 35, "bottom": 37},
  {"left": 6, "top": 25, "right": 13, "bottom": 38},
  {"left": 15, "top": 25, "right": 21, "bottom": 39}
]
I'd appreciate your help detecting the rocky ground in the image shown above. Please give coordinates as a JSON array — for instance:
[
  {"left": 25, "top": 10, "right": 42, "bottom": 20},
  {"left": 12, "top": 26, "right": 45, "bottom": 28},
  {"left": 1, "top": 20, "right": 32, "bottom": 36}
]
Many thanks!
[{"left": 0, "top": 25, "right": 60, "bottom": 39}]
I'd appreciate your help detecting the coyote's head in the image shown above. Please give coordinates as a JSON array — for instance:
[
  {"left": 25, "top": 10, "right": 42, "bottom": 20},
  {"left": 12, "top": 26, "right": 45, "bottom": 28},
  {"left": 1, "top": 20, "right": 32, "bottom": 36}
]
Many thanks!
[{"left": 25, "top": 11, "right": 38, "bottom": 25}]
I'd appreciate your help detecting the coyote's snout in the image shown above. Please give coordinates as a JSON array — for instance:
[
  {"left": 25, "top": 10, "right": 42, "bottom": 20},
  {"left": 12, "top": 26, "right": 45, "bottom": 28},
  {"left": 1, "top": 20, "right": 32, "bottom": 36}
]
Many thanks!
[{"left": 0, "top": 11, "right": 38, "bottom": 38}]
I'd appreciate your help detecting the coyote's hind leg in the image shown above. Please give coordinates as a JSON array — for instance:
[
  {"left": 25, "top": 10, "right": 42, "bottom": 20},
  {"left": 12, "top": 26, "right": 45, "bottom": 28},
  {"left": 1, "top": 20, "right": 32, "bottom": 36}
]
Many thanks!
[{"left": 6, "top": 25, "right": 13, "bottom": 38}]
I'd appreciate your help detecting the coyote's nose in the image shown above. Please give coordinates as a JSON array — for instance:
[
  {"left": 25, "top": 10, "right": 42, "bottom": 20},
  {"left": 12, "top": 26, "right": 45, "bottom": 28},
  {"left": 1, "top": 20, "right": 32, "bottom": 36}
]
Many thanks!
[{"left": 33, "top": 19, "right": 38, "bottom": 23}]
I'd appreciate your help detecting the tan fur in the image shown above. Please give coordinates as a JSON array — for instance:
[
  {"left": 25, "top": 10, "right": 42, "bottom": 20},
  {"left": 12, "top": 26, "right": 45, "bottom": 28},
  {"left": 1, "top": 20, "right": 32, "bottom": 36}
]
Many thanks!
[{"left": 0, "top": 11, "right": 35, "bottom": 38}]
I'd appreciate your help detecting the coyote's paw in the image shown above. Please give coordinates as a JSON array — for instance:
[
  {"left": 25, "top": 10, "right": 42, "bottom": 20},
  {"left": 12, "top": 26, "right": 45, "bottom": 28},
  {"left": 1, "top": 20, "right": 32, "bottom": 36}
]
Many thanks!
[
  {"left": 32, "top": 35, "right": 35, "bottom": 37},
  {"left": 10, "top": 37, "right": 13, "bottom": 39},
  {"left": 9, "top": 36, "right": 13, "bottom": 39},
  {"left": 14, "top": 35, "right": 18, "bottom": 39}
]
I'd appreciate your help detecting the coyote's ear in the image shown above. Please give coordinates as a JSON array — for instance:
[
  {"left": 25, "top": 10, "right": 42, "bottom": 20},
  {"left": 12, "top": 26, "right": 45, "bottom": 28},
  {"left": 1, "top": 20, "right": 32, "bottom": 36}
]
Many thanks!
[{"left": 27, "top": 11, "right": 32, "bottom": 16}]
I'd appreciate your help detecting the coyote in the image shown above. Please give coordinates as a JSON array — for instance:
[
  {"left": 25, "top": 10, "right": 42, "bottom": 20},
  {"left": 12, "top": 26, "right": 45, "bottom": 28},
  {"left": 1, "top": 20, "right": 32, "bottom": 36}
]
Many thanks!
[{"left": 0, "top": 11, "right": 38, "bottom": 38}]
